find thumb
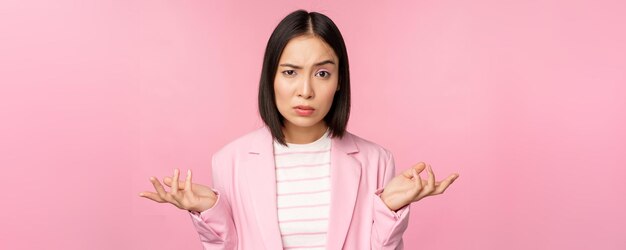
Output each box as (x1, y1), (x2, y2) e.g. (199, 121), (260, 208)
(401, 162), (426, 178)
(163, 176), (185, 189)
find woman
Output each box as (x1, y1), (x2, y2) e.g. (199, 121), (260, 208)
(139, 9), (459, 250)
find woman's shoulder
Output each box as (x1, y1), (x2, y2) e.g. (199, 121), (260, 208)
(213, 126), (267, 158)
(343, 131), (393, 159)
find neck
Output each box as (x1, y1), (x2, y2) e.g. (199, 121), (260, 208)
(282, 123), (328, 144)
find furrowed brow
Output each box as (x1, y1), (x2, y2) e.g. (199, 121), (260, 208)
(279, 60), (336, 69)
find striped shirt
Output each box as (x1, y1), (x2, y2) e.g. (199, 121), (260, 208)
(273, 128), (331, 250)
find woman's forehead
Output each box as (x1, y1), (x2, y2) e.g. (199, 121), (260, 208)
(279, 35), (338, 65)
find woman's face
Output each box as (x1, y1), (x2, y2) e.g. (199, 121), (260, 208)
(274, 35), (339, 132)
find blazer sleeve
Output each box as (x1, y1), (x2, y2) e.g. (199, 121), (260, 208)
(371, 149), (410, 250)
(188, 153), (238, 249)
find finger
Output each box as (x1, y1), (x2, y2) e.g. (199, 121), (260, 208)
(150, 177), (168, 197)
(171, 168), (180, 195)
(150, 177), (178, 204)
(185, 169), (192, 192)
(433, 173), (459, 195)
(163, 177), (185, 189)
(412, 168), (423, 194)
(402, 162), (426, 178)
(416, 165), (437, 199)
(139, 191), (165, 203)
(417, 178), (439, 187)
(426, 164), (436, 192)
(414, 180), (446, 192)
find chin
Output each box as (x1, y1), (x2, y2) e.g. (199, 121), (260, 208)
(285, 117), (323, 128)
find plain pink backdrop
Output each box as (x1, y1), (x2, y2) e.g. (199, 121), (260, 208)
(1, 0), (625, 249)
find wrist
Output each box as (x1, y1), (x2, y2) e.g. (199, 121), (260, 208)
(191, 194), (219, 213)
(379, 190), (398, 212)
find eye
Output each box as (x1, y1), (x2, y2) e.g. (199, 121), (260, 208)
(282, 70), (296, 77)
(316, 70), (331, 78)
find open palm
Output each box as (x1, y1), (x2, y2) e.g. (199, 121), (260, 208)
(380, 162), (459, 211)
(139, 169), (217, 213)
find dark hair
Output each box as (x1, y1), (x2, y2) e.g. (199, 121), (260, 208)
(258, 9), (351, 146)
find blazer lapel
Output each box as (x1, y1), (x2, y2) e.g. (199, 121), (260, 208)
(242, 127), (362, 250)
(326, 131), (362, 250)
(243, 127), (283, 250)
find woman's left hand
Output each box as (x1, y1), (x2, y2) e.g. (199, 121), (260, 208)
(380, 162), (459, 211)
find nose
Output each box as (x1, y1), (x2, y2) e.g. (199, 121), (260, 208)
(297, 77), (314, 99)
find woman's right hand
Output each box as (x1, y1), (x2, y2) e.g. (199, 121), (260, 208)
(139, 169), (217, 213)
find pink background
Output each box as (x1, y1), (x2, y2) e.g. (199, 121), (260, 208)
(1, 0), (625, 249)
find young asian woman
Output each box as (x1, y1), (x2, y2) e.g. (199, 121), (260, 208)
(139, 9), (460, 250)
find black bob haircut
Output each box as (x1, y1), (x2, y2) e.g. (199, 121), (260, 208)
(258, 9), (351, 147)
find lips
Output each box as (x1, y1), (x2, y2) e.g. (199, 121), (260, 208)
(294, 105), (315, 110)
(294, 105), (315, 116)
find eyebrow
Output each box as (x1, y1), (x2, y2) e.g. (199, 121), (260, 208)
(278, 60), (336, 69)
